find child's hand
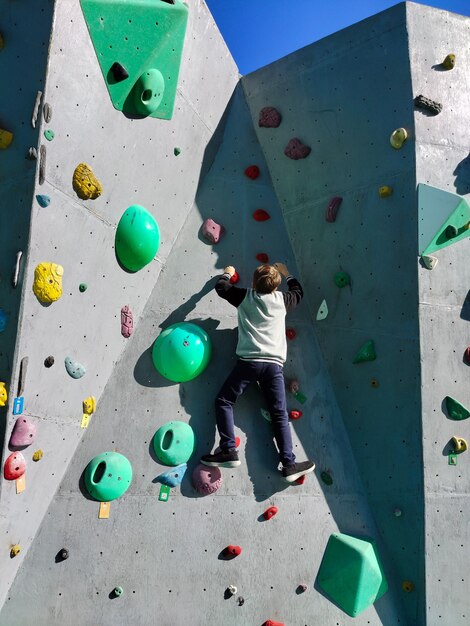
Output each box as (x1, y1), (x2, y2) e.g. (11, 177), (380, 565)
(223, 266), (236, 277)
(273, 262), (289, 277)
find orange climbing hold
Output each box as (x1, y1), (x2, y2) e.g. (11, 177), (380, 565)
(256, 253), (269, 263)
(245, 165), (260, 180)
(223, 545), (242, 558)
(263, 506), (278, 520)
(253, 209), (271, 222)
(263, 620), (285, 626)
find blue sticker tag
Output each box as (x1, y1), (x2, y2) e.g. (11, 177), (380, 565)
(13, 397), (24, 415)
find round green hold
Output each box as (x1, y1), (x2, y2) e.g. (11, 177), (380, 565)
(133, 69), (165, 116)
(152, 322), (211, 383)
(115, 204), (160, 272)
(44, 129), (55, 141)
(114, 587), (123, 597)
(334, 271), (350, 288)
(153, 421), (195, 466)
(84, 451), (132, 502)
(79, 283), (87, 293)
(320, 471), (333, 486)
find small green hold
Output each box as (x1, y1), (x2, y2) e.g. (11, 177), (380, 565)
(174, 147), (181, 156)
(445, 224), (458, 240)
(114, 586), (123, 597)
(445, 396), (470, 421)
(294, 390), (307, 404)
(321, 471), (333, 485)
(44, 129), (55, 141)
(334, 271), (350, 288)
(353, 340), (376, 364)
(79, 283), (87, 293)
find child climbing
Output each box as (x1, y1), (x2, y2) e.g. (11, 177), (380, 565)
(201, 263), (315, 483)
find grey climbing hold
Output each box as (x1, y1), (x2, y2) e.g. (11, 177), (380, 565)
(36, 194), (50, 208)
(17, 357), (28, 397)
(44, 356), (54, 368)
(414, 94), (442, 116)
(421, 255), (438, 270)
(31, 90), (42, 128)
(43, 102), (52, 123)
(316, 299), (328, 321)
(64, 357), (86, 379)
(284, 137), (311, 160)
(11, 251), (23, 288)
(26, 147), (37, 160)
(39, 145), (46, 185)
(227, 585), (237, 595)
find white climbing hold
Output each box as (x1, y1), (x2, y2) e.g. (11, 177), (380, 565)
(421, 255), (438, 270)
(227, 585), (237, 596)
(316, 299), (328, 321)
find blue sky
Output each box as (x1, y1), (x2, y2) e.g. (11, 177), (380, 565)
(205, 0), (470, 74)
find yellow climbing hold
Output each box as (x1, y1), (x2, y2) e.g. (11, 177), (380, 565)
(402, 580), (414, 593)
(72, 163), (103, 200)
(0, 128), (13, 149)
(0, 382), (7, 406)
(32, 449), (43, 462)
(442, 53), (455, 70)
(10, 545), (21, 558)
(452, 436), (468, 454)
(378, 186), (392, 198)
(83, 396), (96, 415)
(390, 128), (408, 150)
(32, 262), (64, 304)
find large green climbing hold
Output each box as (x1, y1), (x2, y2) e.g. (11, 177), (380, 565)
(445, 396), (470, 421)
(353, 340), (376, 363)
(79, 0), (188, 120)
(317, 533), (388, 617)
(115, 205), (160, 272)
(152, 322), (211, 382)
(334, 271), (350, 288)
(84, 452), (132, 501)
(153, 421), (195, 466)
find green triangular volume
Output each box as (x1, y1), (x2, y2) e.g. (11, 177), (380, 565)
(353, 340), (376, 364)
(445, 396), (470, 421)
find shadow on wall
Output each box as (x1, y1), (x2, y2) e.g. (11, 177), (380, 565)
(453, 153), (470, 195)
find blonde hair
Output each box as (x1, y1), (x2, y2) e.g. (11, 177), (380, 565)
(253, 265), (281, 294)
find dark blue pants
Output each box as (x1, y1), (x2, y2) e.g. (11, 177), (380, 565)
(215, 360), (296, 467)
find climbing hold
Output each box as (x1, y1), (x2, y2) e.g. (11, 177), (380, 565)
(263, 506), (278, 520)
(39, 145), (46, 184)
(12, 250), (23, 288)
(113, 586), (124, 597)
(201, 218), (223, 244)
(26, 147), (37, 160)
(421, 255), (438, 270)
(442, 53), (455, 70)
(9, 417), (36, 448)
(390, 128), (408, 149)
(325, 196), (343, 223)
(132, 68), (165, 116)
(464, 347), (470, 365)
(31, 90), (42, 128)
(115, 205), (160, 272)
(173, 147), (181, 156)
(17, 356), (28, 398)
(284, 138), (311, 160)
(451, 436), (468, 453)
(334, 271), (350, 288)
(316, 299), (328, 321)
(153, 421), (195, 466)
(152, 321), (211, 382)
(156, 463), (187, 487)
(60, 548), (69, 560)
(445, 224), (458, 239)
(378, 186), (393, 198)
(393, 508), (402, 517)
(0, 128), (13, 149)
(44, 356), (54, 368)
(0, 32), (3, 50)
(36, 194), (50, 207)
(256, 253), (269, 263)
(4, 452), (26, 480)
(192, 463), (222, 494)
(252, 209), (271, 222)
(0, 309), (7, 332)
(44, 129), (55, 141)
(121, 305), (133, 338)
(83, 396), (96, 415)
(84, 451), (132, 501)
(43, 102), (52, 123)
(79, 283), (87, 292)
(0, 382), (7, 407)
(263, 621), (285, 626)
(223, 545), (242, 558)
(317, 533), (388, 617)
(32, 262), (63, 304)
(296, 584), (308, 594)
(414, 94), (442, 116)
(286, 328), (296, 340)
(32, 450), (43, 462)
(72, 163), (102, 200)
(260, 408), (272, 423)
(110, 62), (129, 82)
(244, 165), (260, 180)
(13, 396), (23, 415)
(320, 471), (333, 485)
(10, 545), (21, 558)
(289, 410), (302, 420)
(65, 357), (86, 379)
(445, 396), (470, 421)
(353, 340), (376, 363)
(402, 580), (414, 593)
(258, 106), (282, 128)
(230, 271), (239, 284)
(295, 474), (307, 485)
(370, 378), (380, 388)
(288, 379), (307, 404)
(227, 585), (237, 596)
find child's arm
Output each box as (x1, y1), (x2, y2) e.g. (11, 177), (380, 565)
(215, 266), (247, 308)
(273, 262), (304, 312)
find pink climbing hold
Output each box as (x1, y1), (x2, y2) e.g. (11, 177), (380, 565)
(202, 218), (223, 244)
(4, 451), (26, 480)
(325, 196), (343, 223)
(192, 464), (222, 495)
(120, 305), (133, 338)
(284, 138), (311, 160)
(230, 271), (239, 284)
(263, 506), (278, 520)
(9, 417), (36, 448)
(256, 253), (269, 263)
(258, 106), (282, 128)
(289, 410), (303, 420)
(223, 545), (242, 559)
(253, 209), (271, 222)
(244, 165), (260, 180)
(464, 347), (470, 365)
(286, 328), (296, 340)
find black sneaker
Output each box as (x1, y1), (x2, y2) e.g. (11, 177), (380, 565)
(200, 450), (241, 468)
(281, 460), (315, 483)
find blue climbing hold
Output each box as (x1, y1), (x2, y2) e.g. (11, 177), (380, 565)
(156, 463), (187, 487)
(0, 309), (7, 332)
(64, 357), (86, 379)
(36, 194), (51, 207)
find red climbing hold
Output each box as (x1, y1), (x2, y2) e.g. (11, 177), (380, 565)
(263, 620), (285, 626)
(202, 218), (223, 244)
(223, 545), (242, 558)
(256, 253), (269, 263)
(263, 506), (278, 520)
(4, 451), (26, 480)
(284, 138), (311, 160)
(289, 410), (303, 420)
(286, 328), (296, 340)
(325, 196), (343, 223)
(235, 436), (241, 448)
(294, 474), (307, 485)
(258, 107), (282, 128)
(253, 209), (270, 222)
(244, 165), (260, 180)
(464, 347), (470, 365)
(230, 271), (239, 284)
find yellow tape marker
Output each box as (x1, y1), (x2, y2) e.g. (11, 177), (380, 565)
(81, 414), (90, 428)
(16, 474), (26, 494)
(99, 501), (110, 519)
